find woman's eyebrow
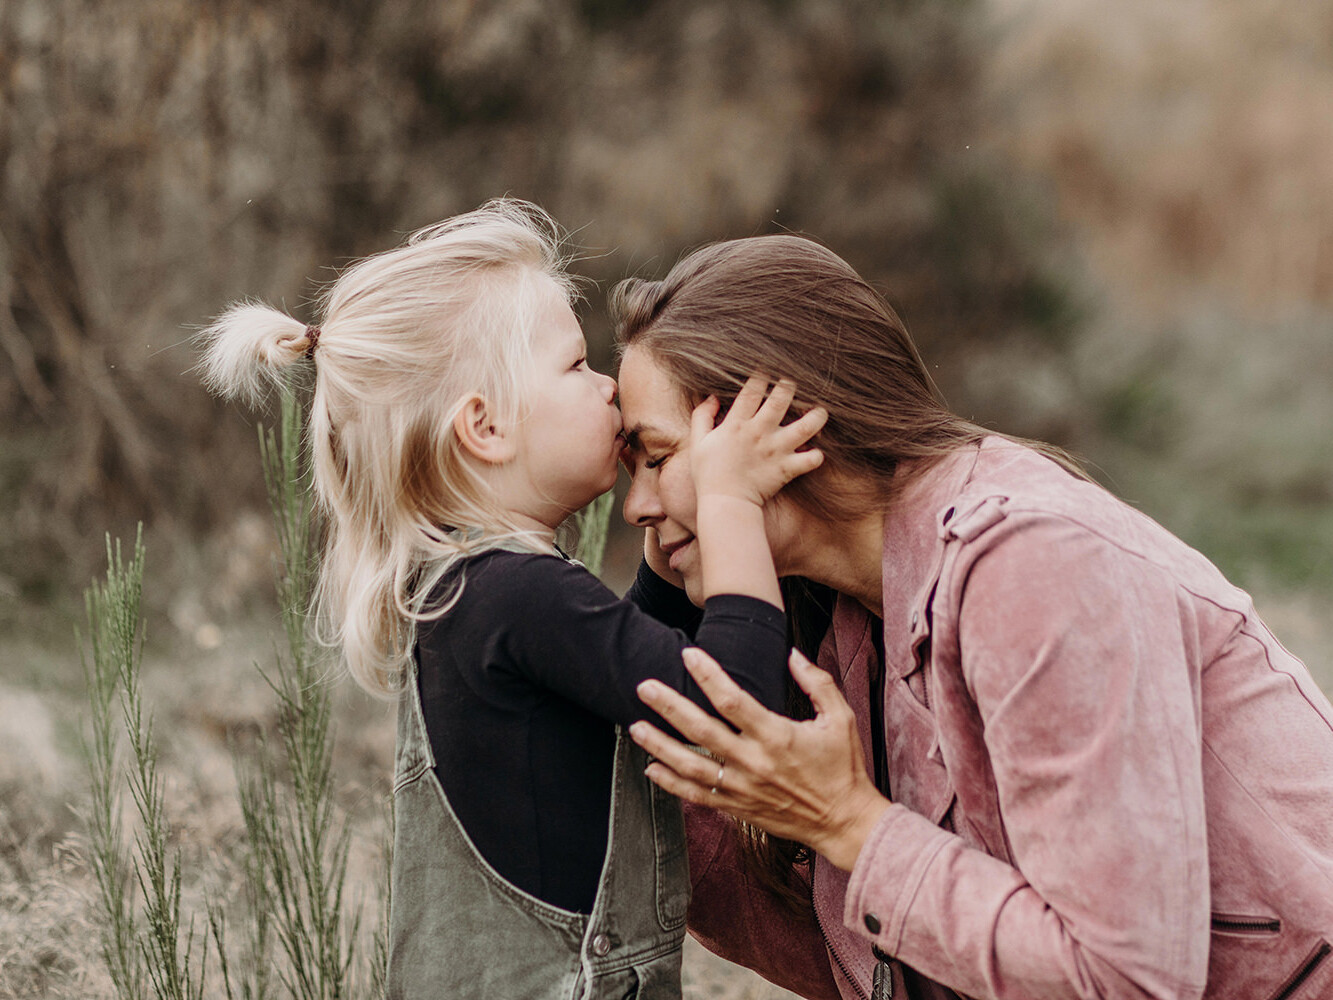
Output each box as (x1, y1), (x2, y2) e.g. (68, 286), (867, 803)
(623, 424), (674, 451)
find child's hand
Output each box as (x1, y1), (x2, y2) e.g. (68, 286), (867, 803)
(690, 376), (828, 508)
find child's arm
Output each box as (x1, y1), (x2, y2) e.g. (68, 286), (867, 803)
(691, 377), (827, 609)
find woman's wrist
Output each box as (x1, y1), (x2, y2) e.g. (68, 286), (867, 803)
(814, 787), (892, 872)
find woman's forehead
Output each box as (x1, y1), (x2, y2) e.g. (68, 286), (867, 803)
(617, 347), (691, 428)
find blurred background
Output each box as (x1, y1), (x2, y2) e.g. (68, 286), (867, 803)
(2, 0), (1331, 996)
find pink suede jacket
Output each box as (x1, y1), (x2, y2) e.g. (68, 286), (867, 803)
(685, 438), (1333, 1000)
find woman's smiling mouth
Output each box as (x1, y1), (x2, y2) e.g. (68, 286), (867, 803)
(661, 536), (696, 573)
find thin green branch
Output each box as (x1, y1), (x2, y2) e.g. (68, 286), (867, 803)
(574, 487), (616, 578)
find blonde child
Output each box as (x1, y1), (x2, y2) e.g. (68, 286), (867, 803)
(198, 200), (825, 1000)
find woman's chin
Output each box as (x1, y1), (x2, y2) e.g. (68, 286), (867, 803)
(681, 570), (706, 608)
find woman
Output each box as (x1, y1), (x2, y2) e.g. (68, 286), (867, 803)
(611, 234), (1333, 1000)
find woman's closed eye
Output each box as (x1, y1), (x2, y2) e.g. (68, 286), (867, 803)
(619, 448), (668, 474)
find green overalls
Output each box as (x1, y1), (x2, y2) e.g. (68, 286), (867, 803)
(386, 643), (690, 999)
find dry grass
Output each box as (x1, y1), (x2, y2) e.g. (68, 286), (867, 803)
(0, 613), (803, 1000)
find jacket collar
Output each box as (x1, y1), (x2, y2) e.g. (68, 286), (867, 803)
(822, 442), (987, 683)
(884, 444), (982, 678)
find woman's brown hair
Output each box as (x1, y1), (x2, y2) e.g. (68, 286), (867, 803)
(609, 235), (1013, 521)
(610, 233), (1081, 909)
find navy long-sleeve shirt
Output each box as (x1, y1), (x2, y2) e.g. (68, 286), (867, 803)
(416, 552), (786, 913)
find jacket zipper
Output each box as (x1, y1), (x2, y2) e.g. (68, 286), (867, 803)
(866, 625), (892, 998)
(869, 626), (889, 798)
(808, 622), (895, 1000)
(1210, 913), (1281, 935)
(1270, 940), (1331, 1000)
(811, 861), (869, 1000)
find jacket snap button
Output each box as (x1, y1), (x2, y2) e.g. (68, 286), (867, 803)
(591, 933), (611, 957)
(910, 610), (919, 629)
(864, 913), (882, 934)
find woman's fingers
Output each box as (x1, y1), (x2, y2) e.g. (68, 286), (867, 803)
(787, 649), (861, 760)
(679, 646), (781, 735)
(789, 648), (844, 714)
(636, 667), (745, 755)
(641, 757), (714, 806)
(629, 719), (730, 791)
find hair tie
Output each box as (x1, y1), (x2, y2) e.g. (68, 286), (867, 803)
(304, 324), (322, 359)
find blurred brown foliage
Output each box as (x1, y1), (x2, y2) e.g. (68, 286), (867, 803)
(0, 0), (1089, 604)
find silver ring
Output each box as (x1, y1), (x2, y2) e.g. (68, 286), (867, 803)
(709, 763), (725, 795)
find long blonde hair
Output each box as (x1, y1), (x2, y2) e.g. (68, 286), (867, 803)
(199, 199), (577, 697)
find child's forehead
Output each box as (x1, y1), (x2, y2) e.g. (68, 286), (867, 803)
(532, 292), (585, 350)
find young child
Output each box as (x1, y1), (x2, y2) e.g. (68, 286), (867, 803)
(198, 200), (826, 1000)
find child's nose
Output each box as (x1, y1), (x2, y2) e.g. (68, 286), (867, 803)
(602, 372), (618, 404)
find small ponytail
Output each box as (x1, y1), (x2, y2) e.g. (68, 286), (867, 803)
(197, 301), (317, 406)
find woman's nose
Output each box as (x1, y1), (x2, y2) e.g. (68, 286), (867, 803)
(621, 472), (662, 527)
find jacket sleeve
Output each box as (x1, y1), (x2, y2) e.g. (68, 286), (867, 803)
(684, 802), (843, 1000)
(842, 515), (1211, 1000)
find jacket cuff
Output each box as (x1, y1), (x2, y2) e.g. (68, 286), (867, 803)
(842, 802), (953, 953)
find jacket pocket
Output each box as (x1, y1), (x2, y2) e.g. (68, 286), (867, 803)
(1206, 914), (1332, 999)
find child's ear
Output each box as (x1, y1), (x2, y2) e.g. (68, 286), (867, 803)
(454, 393), (516, 465)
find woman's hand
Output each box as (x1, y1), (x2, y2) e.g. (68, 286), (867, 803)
(631, 646), (890, 872)
(690, 376), (827, 508)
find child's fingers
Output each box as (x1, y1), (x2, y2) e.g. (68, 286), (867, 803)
(781, 448), (824, 481)
(729, 375), (770, 420)
(777, 405), (828, 448)
(756, 378), (797, 423)
(689, 395), (721, 445)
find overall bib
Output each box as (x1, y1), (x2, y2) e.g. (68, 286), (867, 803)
(386, 645), (689, 999)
